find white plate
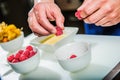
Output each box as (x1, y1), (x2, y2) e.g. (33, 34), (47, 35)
(30, 27), (79, 52)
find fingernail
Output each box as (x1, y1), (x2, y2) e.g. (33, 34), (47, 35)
(60, 23), (64, 29)
(49, 19), (55, 21)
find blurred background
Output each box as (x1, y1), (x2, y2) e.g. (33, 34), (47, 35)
(0, 0), (84, 37)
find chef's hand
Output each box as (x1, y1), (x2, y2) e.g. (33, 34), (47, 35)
(77, 0), (120, 27)
(27, 1), (64, 36)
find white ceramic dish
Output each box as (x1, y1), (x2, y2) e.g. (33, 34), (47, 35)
(55, 41), (91, 72)
(30, 27), (79, 52)
(0, 31), (24, 52)
(7, 47), (40, 74)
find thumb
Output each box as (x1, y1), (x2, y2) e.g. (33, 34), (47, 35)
(77, 0), (89, 10)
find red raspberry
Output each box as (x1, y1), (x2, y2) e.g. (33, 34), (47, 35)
(18, 50), (24, 54)
(19, 55), (28, 61)
(75, 10), (82, 20)
(14, 52), (21, 59)
(26, 45), (33, 51)
(12, 59), (19, 63)
(14, 50), (24, 59)
(22, 49), (30, 57)
(29, 51), (36, 58)
(70, 54), (77, 59)
(55, 26), (63, 36)
(7, 54), (14, 62)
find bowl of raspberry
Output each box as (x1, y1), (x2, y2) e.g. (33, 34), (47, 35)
(7, 45), (40, 74)
(55, 41), (91, 72)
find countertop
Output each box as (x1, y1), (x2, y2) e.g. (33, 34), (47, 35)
(0, 34), (120, 80)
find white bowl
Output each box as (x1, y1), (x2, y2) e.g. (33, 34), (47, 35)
(7, 47), (40, 74)
(55, 41), (91, 72)
(0, 32), (24, 52)
(30, 27), (79, 52)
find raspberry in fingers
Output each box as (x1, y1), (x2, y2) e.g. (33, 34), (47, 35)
(75, 10), (82, 20)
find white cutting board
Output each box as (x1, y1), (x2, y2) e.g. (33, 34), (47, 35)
(1, 34), (120, 80)
(72, 35), (120, 80)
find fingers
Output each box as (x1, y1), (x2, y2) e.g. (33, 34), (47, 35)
(28, 2), (65, 36)
(77, 0), (120, 27)
(95, 8), (119, 26)
(47, 3), (65, 29)
(28, 9), (50, 36)
(83, 5), (111, 24)
(46, 10), (55, 21)
(54, 11), (65, 30)
(33, 3), (56, 34)
(77, 0), (91, 10)
(101, 16), (120, 27)
(78, 0), (103, 18)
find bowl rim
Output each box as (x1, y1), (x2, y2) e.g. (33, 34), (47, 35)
(0, 31), (24, 44)
(55, 41), (90, 61)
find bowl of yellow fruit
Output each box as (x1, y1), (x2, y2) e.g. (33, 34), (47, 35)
(0, 22), (24, 52)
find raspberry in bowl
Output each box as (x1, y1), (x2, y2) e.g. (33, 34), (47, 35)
(7, 45), (40, 74)
(55, 41), (91, 72)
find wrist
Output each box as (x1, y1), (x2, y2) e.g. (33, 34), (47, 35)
(34, 0), (54, 4)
